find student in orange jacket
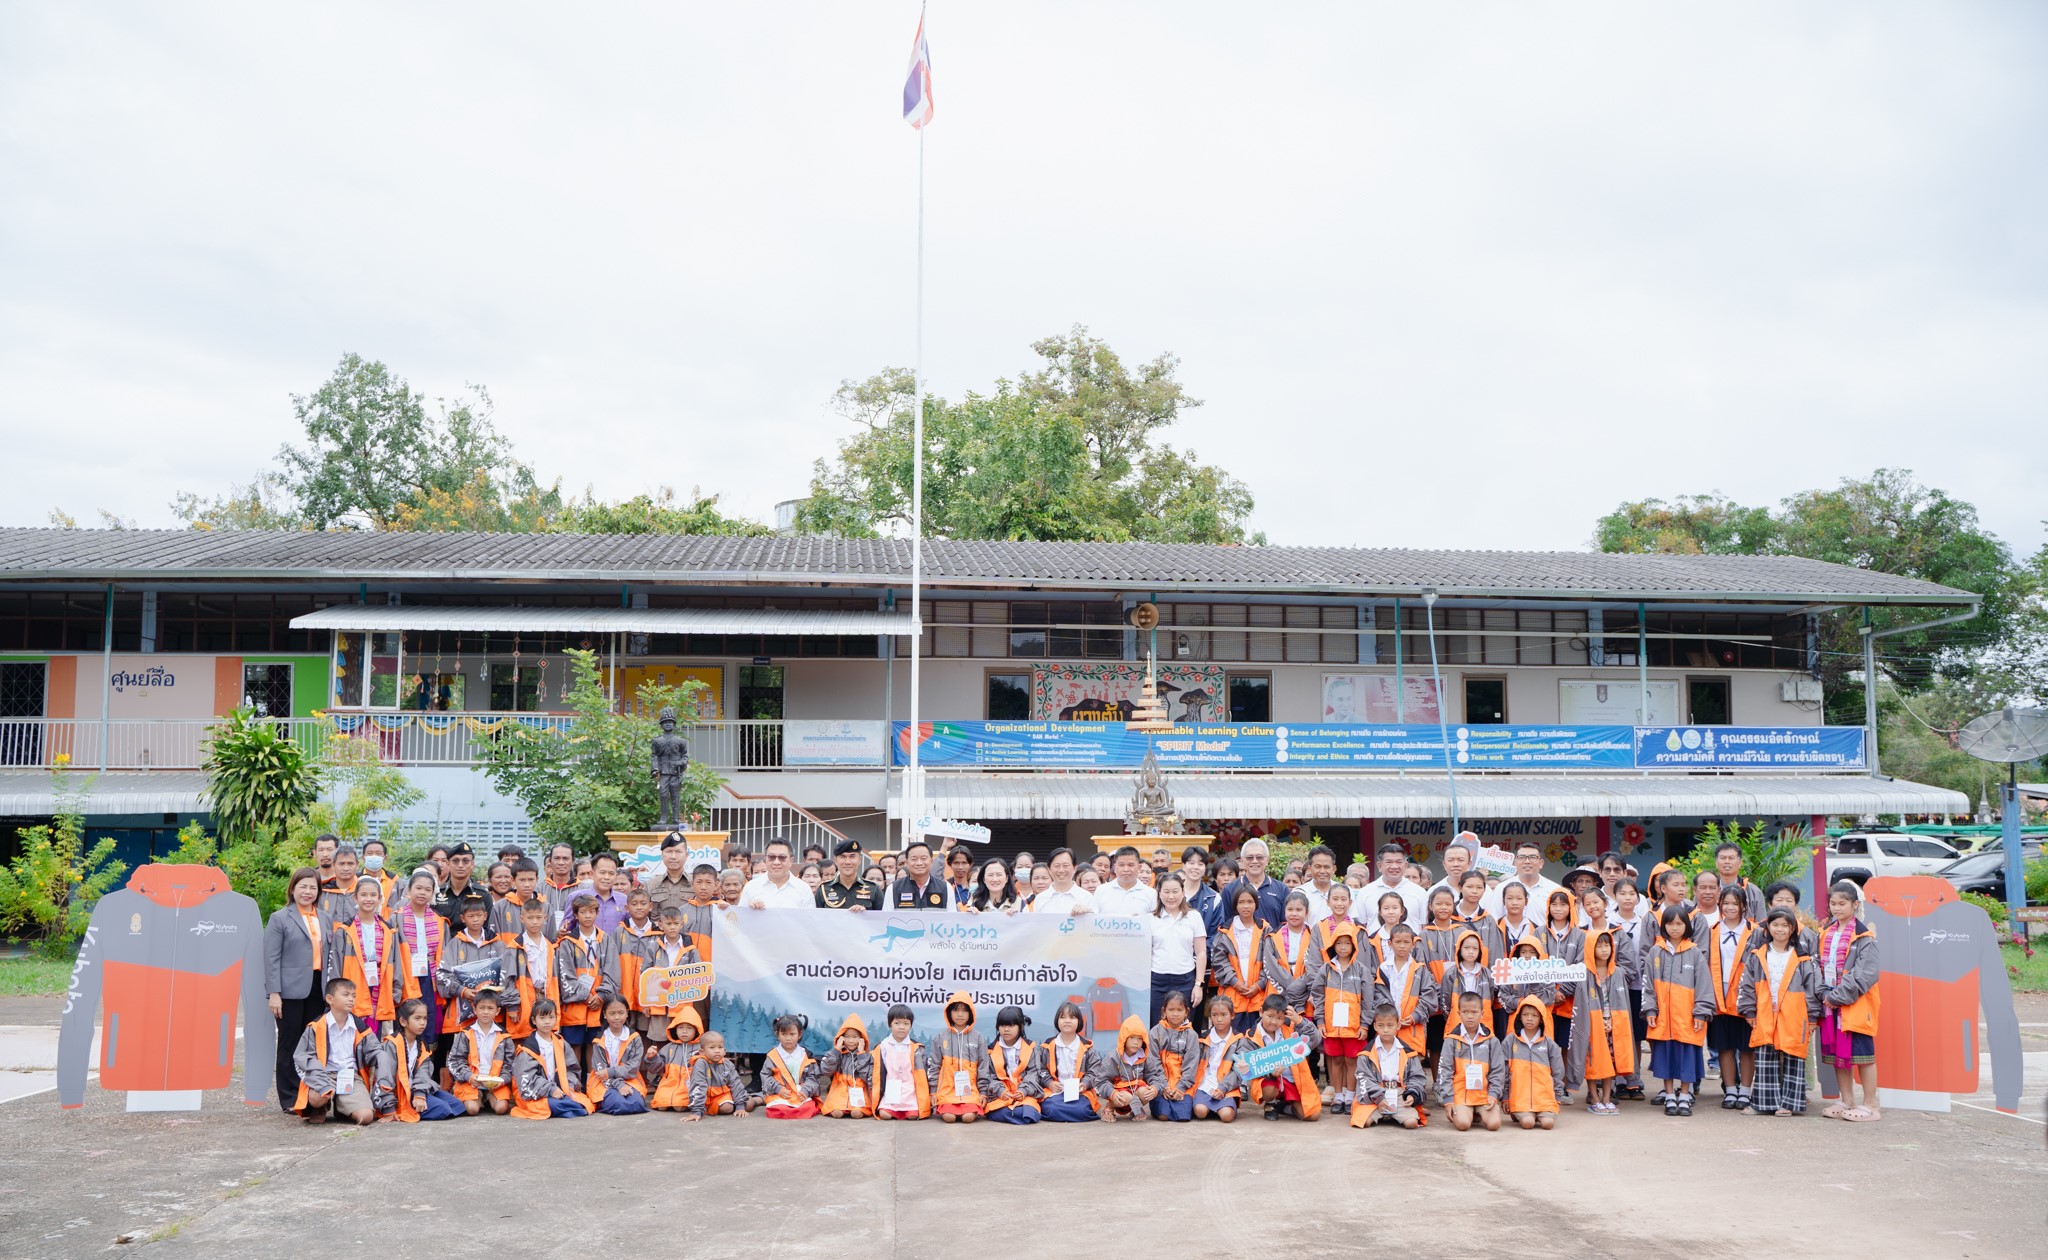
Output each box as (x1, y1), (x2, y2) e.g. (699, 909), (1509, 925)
(979, 1006), (1044, 1124)
(648, 1006), (706, 1112)
(1502, 994), (1565, 1129)
(508, 998), (592, 1120)
(1569, 927), (1635, 1114)
(1817, 881), (1881, 1122)
(1190, 994), (1246, 1122)
(874, 1004), (934, 1120)
(1244, 993), (1322, 1122)
(929, 993), (988, 1122)
(1034, 1001), (1107, 1122)
(1211, 886), (1273, 1033)
(1701, 885), (1761, 1110)
(816, 1014), (877, 1118)
(1640, 905), (1713, 1117)
(1737, 908), (1821, 1117)
(328, 878), (399, 1035)
(586, 995), (651, 1115)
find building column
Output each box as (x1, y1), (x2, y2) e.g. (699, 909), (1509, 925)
(1595, 815), (1612, 856)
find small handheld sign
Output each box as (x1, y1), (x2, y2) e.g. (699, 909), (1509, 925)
(639, 961), (715, 1008)
(1237, 1035), (1310, 1081)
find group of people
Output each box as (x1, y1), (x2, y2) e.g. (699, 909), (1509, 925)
(265, 828), (1884, 1128)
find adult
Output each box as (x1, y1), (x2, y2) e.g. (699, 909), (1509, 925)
(557, 852), (629, 933)
(876, 853), (899, 889)
(1714, 842), (1768, 922)
(1479, 841), (1562, 919)
(799, 862), (824, 893)
(1090, 852), (1114, 886)
(646, 832), (696, 920)
(1357, 842), (1428, 925)
(1027, 848), (1096, 916)
(1180, 847), (1224, 933)
(1426, 833), (1478, 901)
(1096, 845), (1159, 917)
(741, 837), (816, 910)
(724, 846), (753, 880)
(312, 834), (339, 889)
(817, 839), (883, 910)
(802, 843), (828, 867)
(1147, 873), (1207, 1025)
(358, 837), (395, 906)
(1597, 852), (1634, 899)
(969, 857), (1020, 913)
(1296, 844), (1341, 923)
(1012, 851), (1036, 886)
(264, 867), (330, 1112)
(1220, 838), (1287, 929)
(431, 843), (491, 924)
(317, 846), (361, 921)
(889, 841), (949, 910)
(1148, 847), (1174, 887)
(942, 846), (977, 910)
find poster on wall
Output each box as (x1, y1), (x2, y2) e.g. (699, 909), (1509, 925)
(783, 720), (889, 766)
(1031, 662), (1225, 722)
(613, 666), (723, 720)
(1559, 679), (1678, 725)
(1321, 674), (1440, 724)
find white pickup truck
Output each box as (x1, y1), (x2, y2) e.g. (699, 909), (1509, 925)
(1825, 831), (1963, 884)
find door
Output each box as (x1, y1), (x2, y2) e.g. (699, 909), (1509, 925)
(0, 662), (45, 765)
(241, 663), (293, 719)
(738, 665), (784, 768)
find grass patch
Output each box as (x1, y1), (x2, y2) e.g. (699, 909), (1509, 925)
(0, 955), (71, 997)
(2003, 941), (2048, 994)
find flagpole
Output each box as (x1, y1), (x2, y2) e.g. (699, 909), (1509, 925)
(906, 115), (926, 850)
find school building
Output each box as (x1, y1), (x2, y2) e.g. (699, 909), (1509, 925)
(0, 527), (1975, 876)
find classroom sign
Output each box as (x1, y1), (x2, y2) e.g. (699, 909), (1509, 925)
(708, 908), (1149, 1054)
(638, 962), (715, 1009)
(1236, 1036), (1310, 1081)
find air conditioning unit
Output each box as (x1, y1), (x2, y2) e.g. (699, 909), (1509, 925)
(1781, 678), (1822, 703)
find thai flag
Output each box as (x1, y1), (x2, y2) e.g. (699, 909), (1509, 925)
(901, 8), (934, 129)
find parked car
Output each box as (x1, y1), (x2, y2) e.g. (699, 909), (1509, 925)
(1940, 838), (2043, 903)
(1825, 830), (1962, 884)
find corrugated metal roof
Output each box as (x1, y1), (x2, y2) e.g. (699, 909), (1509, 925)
(0, 528), (1976, 604)
(291, 605), (916, 634)
(0, 771), (207, 816)
(889, 774), (1969, 820)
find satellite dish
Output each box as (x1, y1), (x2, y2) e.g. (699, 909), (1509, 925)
(1957, 707), (2048, 764)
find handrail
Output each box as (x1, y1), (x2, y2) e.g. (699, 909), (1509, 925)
(715, 785), (850, 843)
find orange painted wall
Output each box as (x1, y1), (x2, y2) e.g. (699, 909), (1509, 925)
(213, 657), (243, 716)
(45, 656), (77, 718)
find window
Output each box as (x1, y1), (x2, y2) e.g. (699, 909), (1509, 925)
(1834, 836), (1867, 856)
(403, 672), (467, 712)
(987, 672), (1030, 720)
(1464, 678), (1506, 724)
(366, 633), (405, 708)
(489, 663), (544, 711)
(242, 663), (293, 718)
(1158, 604), (1356, 663)
(1687, 676), (1731, 725)
(1226, 673), (1270, 722)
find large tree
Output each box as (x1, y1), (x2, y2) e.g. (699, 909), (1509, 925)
(793, 328), (1261, 544)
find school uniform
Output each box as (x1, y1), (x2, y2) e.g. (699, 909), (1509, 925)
(1502, 997), (1566, 1123)
(1435, 1020), (1507, 1122)
(290, 1011), (373, 1120)
(1260, 924), (1319, 1020)
(510, 1031), (591, 1119)
(647, 1009), (704, 1111)
(928, 992), (988, 1118)
(504, 931), (558, 1039)
(1351, 1036), (1429, 1128)
(1540, 913), (1585, 1053)
(1102, 1016), (1156, 1120)
(760, 1043), (820, 1119)
(436, 929), (514, 1037)
(1147, 1016), (1199, 1121)
(1190, 1026), (1245, 1116)
(1210, 919), (1273, 1033)
(1640, 935), (1713, 1088)
(638, 934), (701, 1043)
(1488, 915), (1539, 973)
(687, 1056), (754, 1116)
(1817, 918), (1880, 1075)
(1033, 1033), (1106, 1122)
(979, 1036), (1043, 1124)
(1702, 918), (1760, 1057)
(1439, 932), (1500, 1037)
(326, 914), (397, 1032)
(586, 1026), (651, 1115)
(1317, 941), (1374, 1060)
(816, 1014), (878, 1118)
(1567, 930), (1637, 1092)
(1738, 943), (1822, 1114)
(317, 882), (358, 925)
(1242, 1012), (1322, 1120)
(371, 1032), (462, 1122)
(873, 1032), (934, 1119)
(611, 919), (661, 1031)
(1373, 953), (1437, 1057)
(555, 928), (620, 1047)
(445, 1021), (513, 1108)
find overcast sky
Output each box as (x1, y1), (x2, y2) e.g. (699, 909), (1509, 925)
(3, 2), (2043, 556)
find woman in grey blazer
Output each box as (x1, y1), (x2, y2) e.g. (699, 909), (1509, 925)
(265, 868), (330, 1112)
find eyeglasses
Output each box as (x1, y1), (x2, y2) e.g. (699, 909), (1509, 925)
(766, 854), (790, 862)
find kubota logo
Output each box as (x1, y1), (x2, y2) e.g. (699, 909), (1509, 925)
(868, 918), (929, 953)
(1923, 929), (1969, 945)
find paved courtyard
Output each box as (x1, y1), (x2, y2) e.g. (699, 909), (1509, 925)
(2, 995), (2042, 1260)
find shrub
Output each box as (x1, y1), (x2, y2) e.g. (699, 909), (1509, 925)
(0, 780), (125, 957)
(202, 709), (322, 844)
(1670, 819), (1811, 888)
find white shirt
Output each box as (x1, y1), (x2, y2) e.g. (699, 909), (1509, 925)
(1298, 881), (1337, 923)
(1096, 880), (1158, 917)
(1030, 886), (1096, 915)
(1053, 1035), (1084, 1079)
(325, 1014), (357, 1084)
(539, 1036), (559, 1077)
(1765, 945), (1792, 996)
(741, 873), (816, 910)
(1198, 1034), (1229, 1093)
(1481, 875), (1563, 919)
(1147, 910), (1205, 974)
(1373, 1039), (1405, 1088)
(1718, 924), (1745, 986)
(1380, 956), (1418, 1002)
(521, 934), (549, 988)
(1358, 877), (1427, 926)
(602, 1028), (626, 1063)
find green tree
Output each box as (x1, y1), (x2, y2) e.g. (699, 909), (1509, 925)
(794, 328), (1261, 544)
(171, 472), (302, 531)
(201, 709), (323, 846)
(1592, 493), (1779, 554)
(548, 485), (771, 536)
(0, 780), (125, 958)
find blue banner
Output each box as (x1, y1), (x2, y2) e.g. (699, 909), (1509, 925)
(892, 721), (1865, 771)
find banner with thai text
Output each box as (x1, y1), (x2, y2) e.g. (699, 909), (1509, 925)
(707, 907), (1150, 1055)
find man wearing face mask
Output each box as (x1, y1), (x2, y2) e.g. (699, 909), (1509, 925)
(360, 838), (396, 907)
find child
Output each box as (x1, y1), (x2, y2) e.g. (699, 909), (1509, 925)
(930, 992), (987, 1123)
(1363, 891), (1408, 963)
(1262, 891), (1318, 1018)
(439, 895), (514, 1040)
(1641, 905), (1711, 1116)
(1570, 928), (1635, 1114)
(586, 995), (650, 1115)
(874, 1004), (933, 1120)
(492, 859), (554, 942)
(1372, 924), (1434, 1059)
(1703, 886), (1759, 1109)
(1033, 1001), (1106, 1122)
(1738, 908), (1822, 1118)
(328, 878), (396, 1035)
(1439, 929), (1496, 1037)
(612, 888), (661, 1032)
(1494, 938), (1555, 1045)
(1102, 1015), (1158, 1122)
(980, 1006), (1043, 1124)
(817, 1014), (877, 1119)
(1318, 924), (1371, 1111)
(1243, 993), (1322, 1122)
(1611, 876), (1651, 1101)
(1190, 994), (1244, 1122)
(761, 1014), (819, 1119)
(1490, 882), (1536, 963)
(1436, 991), (1505, 1132)
(1351, 1003), (1427, 1130)
(557, 894), (618, 1050)
(372, 998), (463, 1122)
(1542, 888), (1584, 1058)
(684, 1031), (756, 1120)
(1503, 995), (1564, 1130)
(641, 905), (701, 1045)
(1764, 881), (1821, 956)
(510, 998), (592, 1119)
(648, 1007), (705, 1111)
(1817, 881), (1881, 1122)
(1452, 870), (1494, 932)
(1147, 991), (1198, 1122)
(445, 987), (514, 1116)
(1315, 882), (1357, 946)
(1211, 887), (1271, 1033)
(506, 899), (558, 1040)
(290, 977), (375, 1125)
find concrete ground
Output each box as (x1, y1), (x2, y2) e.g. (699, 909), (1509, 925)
(1, 995), (2043, 1260)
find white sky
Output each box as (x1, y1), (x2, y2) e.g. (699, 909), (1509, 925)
(3, 2), (2043, 556)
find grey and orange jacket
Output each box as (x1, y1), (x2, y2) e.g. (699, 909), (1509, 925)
(1700, 918), (1761, 1017)
(1736, 944), (1821, 1057)
(872, 1032), (934, 1116)
(817, 1013), (877, 1115)
(290, 1015), (373, 1110)
(928, 992), (989, 1109)
(1419, 919), (1469, 991)
(1317, 925), (1374, 1042)
(554, 928), (620, 1029)
(509, 1032), (587, 1119)
(1815, 917), (1881, 1037)
(59, 864), (271, 1109)
(1863, 876), (2021, 1111)
(648, 1009), (704, 1108)
(759, 1044), (817, 1107)
(1031, 1034), (1108, 1110)
(1149, 1014), (1201, 1095)
(326, 915), (399, 1025)
(1494, 938), (1558, 1019)
(1241, 1012), (1322, 1119)
(1540, 901), (1585, 1019)
(1371, 954), (1436, 1053)
(504, 931), (559, 1039)
(316, 881), (358, 925)
(488, 890), (558, 943)
(1191, 1026), (1246, 1100)
(611, 918), (662, 1014)
(978, 1035), (1044, 1111)
(637, 933), (701, 1032)
(1502, 996), (1565, 1115)
(687, 1056), (753, 1115)
(1350, 1037), (1429, 1122)
(446, 1023), (514, 1101)
(1640, 935), (1713, 1045)
(586, 1028), (648, 1098)
(1434, 1018), (1507, 1108)
(1259, 925), (1320, 1016)
(437, 928), (516, 1033)
(1567, 928), (1636, 1089)
(1486, 912), (1540, 964)
(1210, 921), (1274, 1014)
(370, 1032), (438, 1121)
(1104, 1014), (1154, 1098)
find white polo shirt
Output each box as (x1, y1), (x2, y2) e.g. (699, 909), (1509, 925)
(741, 873), (816, 910)
(1029, 886), (1097, 915)
(1095, 880), (1157, 917)
(1356, 877), (1427, 926)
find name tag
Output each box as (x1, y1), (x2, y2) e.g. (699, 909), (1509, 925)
(1063, 1077), (1081, 1103)
(953, 1069), (972, 1097)
(1331, 1001), (1352, 1029)
(363, 962), (379, 987)
(411, 950), (428, 978)
(337, 1070), (354, 1095)
(1463, 1062), (1484, 1092)
(848, 1085), (867, 1111)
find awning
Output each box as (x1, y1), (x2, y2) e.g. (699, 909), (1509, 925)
(291, 605), (916, 635)
(0, 771), (208, 816)
(888, 774), (1970, 821)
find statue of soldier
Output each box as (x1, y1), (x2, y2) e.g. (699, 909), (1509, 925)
(650, 707), (690, 828)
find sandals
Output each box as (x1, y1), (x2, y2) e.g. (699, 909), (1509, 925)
(1677, 1096), (1694, 1117)
(1821, 1101), (1848, 1120)
(1663, 1097), (1679, 1116)
(1773, 1109), (1793, 1118)
(1842, 1107), (1880, 1123)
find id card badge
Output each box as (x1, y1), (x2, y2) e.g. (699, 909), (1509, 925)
(410, 949), (429, 978)
(1063, 1076), (1081, 1103)
(848, 1085), (867, 1112)
(337, 1071), (354, 1096)
(363, 961), (380, 988)
(1463, 1062), (1484, 1092)
(953, 1069), (972, 1097)
(1331, 1001), (1352, 1030)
